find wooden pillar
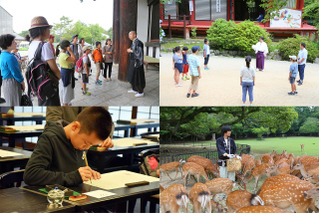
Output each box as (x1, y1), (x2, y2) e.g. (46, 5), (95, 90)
(113, 0), (120, 64)
(183, 15), (187, 39)
(130, 106), (138, 137)
(168, 15), (172, 38)
(118, 0), (137, 82)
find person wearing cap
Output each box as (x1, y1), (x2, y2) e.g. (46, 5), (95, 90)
(57, 40), (77, 106)
(288, 55), (298, 95)
(27, 16), (61, 106)
(240, 56), (256, 106)
(0, 34), (25, 106)
(81, 46), (92, 96)
(186, 46), (201, 98)
(252, 37), (268, 71)
(216, 125), (240, 181)
(127, 31), (145, 97)
(91, 41), (103, 85)
(48, 35), (55, 56)
(70, 35), (82, 81)
(297, 42), (308, 86)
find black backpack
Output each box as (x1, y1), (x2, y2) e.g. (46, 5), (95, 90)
(25, 42), (59, 102)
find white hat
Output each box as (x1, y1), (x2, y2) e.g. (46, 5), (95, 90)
(289, 55), (297, 61)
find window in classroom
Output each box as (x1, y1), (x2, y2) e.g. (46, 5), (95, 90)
(164, 0), (177, 19)
(286, 0), (297, 9)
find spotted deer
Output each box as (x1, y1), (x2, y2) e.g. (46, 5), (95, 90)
(160, 184), (189, 213)
(160, 160), (185, 180)
(256, 174), (301, 194)
(240, 154), (255, 177)
(293, 160), (319, 183)
(244, 161), (274, 191)
(299, 156), (319, 171)
(205, 178), (234, 201)
(260, 150), (275, 163)
(236, 206), (291, 213)
(187, 155), (220, 178)
(258, 181), (317, 213)
(255, 159), (261, 167)
(189, 182), (212, 213)
(211, 200), (226, 213)
(226, 190), (264, 213)
(301, 144), (305, 152)
(266, 161), (291, 176)
(303, 183), (319, 200)
(182, 162), (209, 186)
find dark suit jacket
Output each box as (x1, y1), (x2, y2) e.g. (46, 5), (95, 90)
(216, 136), (237, 166)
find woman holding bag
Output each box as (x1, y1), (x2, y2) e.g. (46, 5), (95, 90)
(0, 34), (25, 106)
(216, 125), (241, 181)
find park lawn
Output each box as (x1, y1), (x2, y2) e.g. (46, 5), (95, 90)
(187, 137), (319, 157)
(161, 38), (204, 51)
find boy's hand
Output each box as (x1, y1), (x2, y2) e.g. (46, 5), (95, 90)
(78, 166), (101, 181)
(100, 137), (114, 149)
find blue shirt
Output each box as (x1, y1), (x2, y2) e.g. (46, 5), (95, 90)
(0, 51), (24, 83)
(298, 48), (308, 65)
(173, 53), (182, 64)
(289, 62), (298, 78)
(187, 54), (200, 76)
(182, 52), (188, 65)
(203, 44), (210, 56)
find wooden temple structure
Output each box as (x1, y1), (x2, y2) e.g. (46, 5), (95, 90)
(160, 0), (317, 40)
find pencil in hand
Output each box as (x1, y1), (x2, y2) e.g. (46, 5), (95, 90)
(83, 151), (92, 184)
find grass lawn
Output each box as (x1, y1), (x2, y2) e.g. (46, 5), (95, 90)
(161, 38), (204, 51)
(186, 137), (319, 157)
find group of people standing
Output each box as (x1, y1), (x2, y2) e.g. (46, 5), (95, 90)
(0, 16), (146, 106)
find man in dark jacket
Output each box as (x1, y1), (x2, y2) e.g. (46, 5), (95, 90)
(127, 31), (145, 98)
(23, 107), (113, 186)
(216, 125), (241, 181)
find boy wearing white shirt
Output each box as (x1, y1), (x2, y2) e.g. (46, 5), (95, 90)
(297, 42), (308, 86)
(203, 38), (210, 70)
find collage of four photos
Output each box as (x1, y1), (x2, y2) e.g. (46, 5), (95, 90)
(0, 0), (319, 212)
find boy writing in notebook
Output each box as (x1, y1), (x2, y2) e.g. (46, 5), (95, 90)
(24, 107), (113, 186)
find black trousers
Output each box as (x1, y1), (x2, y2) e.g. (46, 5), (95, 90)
(103, 63), (113, 78)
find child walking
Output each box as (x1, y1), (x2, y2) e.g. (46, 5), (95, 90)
(186, 46), (201, 98)
(182, 47), (190, 80)
(288, 55), (298, 95)
(203, 38), (210, 70)
(172, 46), (183, 87)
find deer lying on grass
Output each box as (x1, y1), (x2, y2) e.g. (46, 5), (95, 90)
(160, 184), (189, 213)
(189, 182), (212, 213)
(182, 162), (209, 186)
(244, 161), (274, 191)
(256, 174), (301, 194)
(205, 178), (234, 201)
(225, 190), (264, 213)
(266, 161), (291, 176)
(160, 160), (185, 180)
(258, 181), (317, 213)
(293, 160), (319, 183)
(236, 206), (291, 213)
(187, 155), (220, 178)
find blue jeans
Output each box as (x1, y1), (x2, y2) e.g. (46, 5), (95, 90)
(242, 82), (254, 102)
(298, 64), (305, 81)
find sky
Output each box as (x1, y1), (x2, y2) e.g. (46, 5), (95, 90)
(0, 0), (113, 33)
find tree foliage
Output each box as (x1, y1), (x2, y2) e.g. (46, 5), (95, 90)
(303, 0), (319, 29)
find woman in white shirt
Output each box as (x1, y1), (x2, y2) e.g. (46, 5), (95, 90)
(27, 16), (61, 106)
(240, 56), (256, 106)
(252, 37), (268, 71)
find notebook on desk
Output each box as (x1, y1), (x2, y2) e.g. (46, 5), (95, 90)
(0, 149), (23, 158)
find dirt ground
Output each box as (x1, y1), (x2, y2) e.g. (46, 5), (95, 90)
(160, 53), (319, 106)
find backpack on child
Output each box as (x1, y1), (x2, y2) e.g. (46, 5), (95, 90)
(75, 55), (86, 73)
(25, 42), (59, 102)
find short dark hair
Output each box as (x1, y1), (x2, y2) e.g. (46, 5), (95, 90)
(182, 47), (188, 51)
(96, 41), (101, 47)
(27, 26), (50, 41)
(204, 38), (208, 43)
(0, 34), (15, 50)
(175, 46), (181, 52)
(301, 42), (306, 48)
(260, 36), (264, 40)
(105, 39), (111, 45)
(221, 125), (232, 135)
(76, 107), (113, 140)
(79, 38), (84, 44)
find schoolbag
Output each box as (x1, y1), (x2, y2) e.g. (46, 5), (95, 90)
(25, 42), (59, 102)
(75, 55), (86, 73)
(139, 153), (159, 177)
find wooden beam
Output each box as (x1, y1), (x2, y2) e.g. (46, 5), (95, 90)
(113, 0), (120, 64)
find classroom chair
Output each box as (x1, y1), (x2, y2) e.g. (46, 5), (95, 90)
(0, 169), (24, 189)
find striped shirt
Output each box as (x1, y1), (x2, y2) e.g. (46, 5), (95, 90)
(187, 54), (200, 76)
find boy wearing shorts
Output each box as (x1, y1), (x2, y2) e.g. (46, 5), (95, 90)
(82, 46), (91, 95)
(187, 46), (201, 98)
(288, 55), (298, 95)
(182, 47), (190, 81)
(172, 46), (183, 87)
(203, 38), (210, 70)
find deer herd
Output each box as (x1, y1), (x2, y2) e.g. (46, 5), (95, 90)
(159, 151), (319, 213)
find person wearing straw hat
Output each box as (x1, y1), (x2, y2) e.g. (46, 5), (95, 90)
(27, 16), (61, 106)
(288, 55), (298, 95)
(0, 34), (25, 106)
(216, 125), (241, 181)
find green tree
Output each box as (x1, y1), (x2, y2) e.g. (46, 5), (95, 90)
(252, 127), (270, 140)
(18, 30), (29, 38)
(303, 0), (319, 29)
(88, 24), (107, 45)
(299, 117), (319, 135)
(51, 16), (73, 42)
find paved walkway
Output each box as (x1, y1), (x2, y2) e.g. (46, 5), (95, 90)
(160, 53), (319, 106)
(1, 55), (159, 106)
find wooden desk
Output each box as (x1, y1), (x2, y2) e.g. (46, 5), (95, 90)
(0, 147), (32, 173)
(23, 170), (159, 212)
(0, 187), (74, 212)
(0, 125), (44, 148)
(0, 112), (46, 125)
(87, 138), (159, 173)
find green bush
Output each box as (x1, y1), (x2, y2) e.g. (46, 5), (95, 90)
(206, 19), (271, 53)
(278, 34), (319, 62)
(191, 27), (197, 38)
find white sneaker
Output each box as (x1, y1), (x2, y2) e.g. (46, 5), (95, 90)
(249, 104), (253, 106)
(128, 89), (138, 94)
(135, 93), (144, 97)
(242, 103), (246, 106)
(175, 83), (182, 87)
